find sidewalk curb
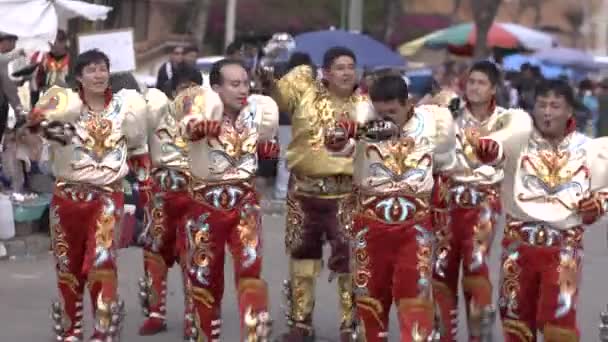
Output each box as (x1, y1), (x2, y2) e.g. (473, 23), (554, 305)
(1, 233), (50, 259)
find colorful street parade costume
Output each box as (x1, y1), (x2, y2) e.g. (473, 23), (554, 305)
(30, 85), (151, 341)
(175, 86), (279, 341)
(274, 64), (375, 341)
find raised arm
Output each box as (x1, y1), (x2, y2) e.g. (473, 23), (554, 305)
(578, 137), (608, 225)
(175, 87), (224, 142)
(426, 105), (457, 173)
(485, 108), (533, 166)
(246, 94), (280, 159)
(272, 64), (315, 114)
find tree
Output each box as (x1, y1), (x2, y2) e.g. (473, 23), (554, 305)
(189, 0), (213, 52)
(471, 0), (502, 58)
(452, 0), (464, 19)
(563, 6), (585, 48)
(382, 0), (401, 42)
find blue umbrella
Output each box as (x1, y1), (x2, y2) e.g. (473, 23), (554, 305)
(289, 29), (406, 68)
(532, 47), (599, 70)
(502, 54), (568, 79)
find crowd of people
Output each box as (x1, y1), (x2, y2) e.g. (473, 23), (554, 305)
(3, 26), (608, 342)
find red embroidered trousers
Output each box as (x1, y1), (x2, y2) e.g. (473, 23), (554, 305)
(352, 210), (436, 342)
(183, 181), (268, 341)
(50, 183), (124, 340)
(498, 220), (583, 342)
(432, 184), (501, 341)
(138, 173), (193, 327)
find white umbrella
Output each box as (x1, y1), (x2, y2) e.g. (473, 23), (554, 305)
(0, 0), (112, 51)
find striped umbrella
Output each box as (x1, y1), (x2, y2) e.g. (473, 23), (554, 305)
(399, 22), (557, 56)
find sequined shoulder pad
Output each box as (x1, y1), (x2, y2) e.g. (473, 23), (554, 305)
(35, 86), (82, 123)
(172, 87), (223, 121)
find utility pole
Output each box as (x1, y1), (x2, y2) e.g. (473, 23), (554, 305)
(225, 0), (237, 49)
(598, 0), (608, 55)
(340, 0), (348, 30)
(348, 0), (363, 32)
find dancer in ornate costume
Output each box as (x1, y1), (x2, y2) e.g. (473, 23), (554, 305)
(431, 61), (531, 341)
(497, 80), (608, 341)
(176, 59), (278, 341)
(27, 50), (149, 342)
(273, 47), (375, 341)
(137, 66), (201, 338)
(30, 30), (71, 105)
(343, 75), (454, 341)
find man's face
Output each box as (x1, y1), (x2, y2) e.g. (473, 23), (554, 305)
(324, 55), (357, 95)
(51, 39), (68, 56)
(77, 61), (110, 94)
(465, 71), (495, 105)
(372, 99), (410, 128)
(533, 92), (571, 138)
(212, 64), (249, 113)
(170, 47), (184, 65)
(184, 51), (198, 66)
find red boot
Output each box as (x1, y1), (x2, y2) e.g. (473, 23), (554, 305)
(138, 251), (169, 335)
(355, 296), (390, 342)
(88, 269), (123, 341)
(52, 272), (85, 341)
(238, 278), (271, 341)
(397, 298), (435, 342)
(190, 285), (222, 341)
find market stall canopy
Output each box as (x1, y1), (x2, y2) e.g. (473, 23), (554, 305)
(290, 29), (406, 68)
(399, 22), (557, 57)
(0, 0), (112, 51)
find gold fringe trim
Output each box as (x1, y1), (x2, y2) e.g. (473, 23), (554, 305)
(87, 269), (117, 288)
(543, 323), (579, 342)
(503, 319), (534, 342)
(57, 271), (80, 294)
(144, 250), (168, 272)
(191, 286), (215, 309)
(355, 296), (385, 329)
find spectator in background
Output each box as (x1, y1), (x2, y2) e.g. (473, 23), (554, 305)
(30, 29), (71, 106)
(0, 32), (24, 143)
(516, 63), (540, 111)
(183, 45), (199, 68)
(577, 79), (599, 136)
(597, 78), (608, 137)
(156, 45), (184, 97)
(225, 41), (243, 60)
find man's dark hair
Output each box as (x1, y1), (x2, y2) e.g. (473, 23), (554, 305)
(171, 63), (203, 91)
(369, 75), (408, 105)
(468, 60), (501, 86)
(110, 72), (140, 93)
(74, 49), (110, 76)
(184, 45), (199, 54)
(225, 41), (242, 56)
(287, 52), (313, 71)
(322, 46), (356, 69)
(56, 29), (68, 42)
(535, 79), (576, 107)
(209, 58), (246, 86)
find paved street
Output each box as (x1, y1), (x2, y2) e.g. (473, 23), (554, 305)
(1, 210), (608, 341)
